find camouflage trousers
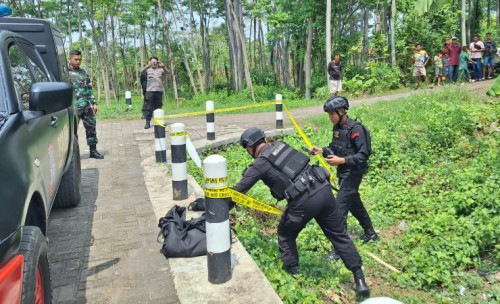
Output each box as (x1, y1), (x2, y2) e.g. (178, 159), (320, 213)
(77, 101), (98, 146)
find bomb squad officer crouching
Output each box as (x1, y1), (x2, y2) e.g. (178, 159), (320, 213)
(232, 127), (370, 297)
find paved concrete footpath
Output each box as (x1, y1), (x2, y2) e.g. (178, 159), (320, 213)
(47, 80), (492, 303)
(48, 120), (179, 304)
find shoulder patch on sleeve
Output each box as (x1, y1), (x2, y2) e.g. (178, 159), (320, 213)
(351, 132), (360, 139)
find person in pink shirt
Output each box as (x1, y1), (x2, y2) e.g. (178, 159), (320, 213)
(443, 37), (462, 83)
(469, 34), (485, 81)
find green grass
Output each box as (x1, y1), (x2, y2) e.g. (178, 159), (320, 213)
(188, 87), (500, 303)
(97, 87), (324, 120)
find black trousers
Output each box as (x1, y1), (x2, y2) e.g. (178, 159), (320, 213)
(277, 183), (362, 272)
(336, 173), (374, 233)
(144, 91), (163, 120)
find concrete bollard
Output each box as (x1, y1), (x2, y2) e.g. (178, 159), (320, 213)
(153, 109), (167, 163)
(206, 100), (215, 140)
(203, 155), (231, 284)
(275, 94), (283, 129)
(170, 123), (188, 200)
(125, 91), (132, 107)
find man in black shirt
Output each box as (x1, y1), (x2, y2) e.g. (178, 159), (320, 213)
(483, 33), (497, 79)
(310, 96), (379, 259)
(233, 128), (370, 297)
(327, 54), (342, 96)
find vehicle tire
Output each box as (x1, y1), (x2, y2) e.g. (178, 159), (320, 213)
(53, 139), (81, 208)
(18, 226), (52, 304)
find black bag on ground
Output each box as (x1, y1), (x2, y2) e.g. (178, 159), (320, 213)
(158, 205), (207, 258)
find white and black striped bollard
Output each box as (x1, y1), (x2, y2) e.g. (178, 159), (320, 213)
(203, 155), (232, 284)
(275, 94), (283, 129)
(206, 100), (215, 140)
(125, 90), (132, 108)
(170, 123), (188, 200)
(153, 109), (167, 163)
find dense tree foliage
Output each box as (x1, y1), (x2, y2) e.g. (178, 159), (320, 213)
(6, 0), (499, 103)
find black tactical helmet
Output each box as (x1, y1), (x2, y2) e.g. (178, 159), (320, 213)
(323, 96), (349, 113)
(240, 127), (266, 148)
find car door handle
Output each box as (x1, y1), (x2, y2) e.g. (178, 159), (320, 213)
(51, 116), (58, 128)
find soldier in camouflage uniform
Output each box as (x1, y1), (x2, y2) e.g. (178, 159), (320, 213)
(68, 50), (104, 159)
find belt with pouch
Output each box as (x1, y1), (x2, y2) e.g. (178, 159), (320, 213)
(284, 166), (328, 201)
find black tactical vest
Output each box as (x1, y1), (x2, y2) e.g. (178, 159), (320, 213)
(331, 121), (357, 157)
(259, 142), (310, 200)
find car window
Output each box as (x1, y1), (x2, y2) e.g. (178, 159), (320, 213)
(8, 41), (34, 110)
(8, 39), (50, 112)
(17, 40), (49, 82)
(53, 32), (69, 81)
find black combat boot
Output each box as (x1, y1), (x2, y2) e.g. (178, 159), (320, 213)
(360, 229), (379, 243)
(283, 265), (299, 276)
(89, 145), (104, 159)
(352, 268), (370, 297)
(144, 120), (151, 129)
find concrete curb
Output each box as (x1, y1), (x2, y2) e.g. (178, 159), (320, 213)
(136, 128), (289, 304)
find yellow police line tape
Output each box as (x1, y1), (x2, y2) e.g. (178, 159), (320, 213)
(281, 104), (338, 189)
(170, 131), (187, 137)
(157, 101), (277, 120)
(204, 187), (282, 215)
(152, 118), (169, 129)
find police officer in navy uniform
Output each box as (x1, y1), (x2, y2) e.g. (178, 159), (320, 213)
(311, 96), (379, 260)
(234, 128), (369, 297)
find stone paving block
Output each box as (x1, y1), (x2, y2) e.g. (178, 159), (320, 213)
(56, 284), (78, 302)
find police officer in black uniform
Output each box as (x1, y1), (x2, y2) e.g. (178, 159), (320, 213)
(310, 96), (379, 259)
(234, 128), (369, 297)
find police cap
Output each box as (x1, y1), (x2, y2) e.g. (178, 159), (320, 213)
(240, 127), (266, 148)
(324, 96), (349, 113)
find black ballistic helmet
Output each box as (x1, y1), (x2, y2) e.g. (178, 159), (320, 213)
(240, 127), (266, 148)
(324, 96), (349, 113)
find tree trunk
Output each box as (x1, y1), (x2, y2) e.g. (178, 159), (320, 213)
(225, 0), (244, 91)
(497, 0), (500, 38)
(36, 0), (41, 17)
(87, 0), (111, 105)
(183, 54), (198, 95)
(363, 7), (369, 62)
(390, 0), (396, 67)
(140, 24), (146, 67)
(171, 5), (199, 96)
(134, 27), (140, 94)
(282, 37), (291, 87)
(118, 19), (129, 91)
(188, 0), (205, 94)
(109, 16), (119, 102)
(470, 0), (481, 40)
(487, 0), (491, 28)
(462, 0), (466, 45)
(199, 9), (211, 90)
(227, 0), (255, 101)
(74, 0), (86, 59)
(467, 0), (471, 43)
(258, 20), (264, 73)
(253, 17), (257, 69)
(326, 0), (331, 79)
(66, 1), (72, 48)
(157, 0), (179, 106)
(305, 17), (313, 100)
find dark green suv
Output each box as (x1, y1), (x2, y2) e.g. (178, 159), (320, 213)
(0, 18), (80, 304)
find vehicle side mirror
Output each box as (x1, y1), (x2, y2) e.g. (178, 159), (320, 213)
(29, 82), (74, 113)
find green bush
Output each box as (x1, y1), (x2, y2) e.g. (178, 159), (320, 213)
(189, 87), (500, 303)
(343, 62), (403, 96)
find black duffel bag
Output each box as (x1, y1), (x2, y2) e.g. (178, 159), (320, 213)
(157, 205), (207, 258)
